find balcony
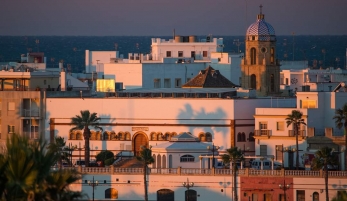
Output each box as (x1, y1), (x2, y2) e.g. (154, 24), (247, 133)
(22, 109), (39, 117)
(254, 130), (271, 137)
(23, 131), (39, 139)
(288, 130), (306, 137)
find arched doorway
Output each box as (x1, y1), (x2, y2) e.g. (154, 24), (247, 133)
(185, 189), (197, 201)
(133, 132), (149, 156)
(157, 189), (174, 201)
(105, 188), (118, 199)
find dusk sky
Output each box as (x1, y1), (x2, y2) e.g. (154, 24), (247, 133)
(1, 0), (346, 36)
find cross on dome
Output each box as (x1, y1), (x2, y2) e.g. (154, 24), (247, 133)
(260, 4), (263, 14)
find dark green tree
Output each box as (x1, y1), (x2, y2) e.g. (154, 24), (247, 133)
(136, 146), (154, 201)
(70, 110), (102, 167)
(333, 103), (347, 170)
(0, 133), (83, 201)
(96, 150), (114, 166)
(285, 110), (306, 170)
(332, 191), (347, 201)
(311, 147), (338, 201)
(222, 147), (244, 201)
(48, 136), (71, 169)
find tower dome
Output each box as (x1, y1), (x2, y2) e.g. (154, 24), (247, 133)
(246, 5), (276, 41)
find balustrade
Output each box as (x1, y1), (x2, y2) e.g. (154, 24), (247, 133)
(54, 167), (347, 178)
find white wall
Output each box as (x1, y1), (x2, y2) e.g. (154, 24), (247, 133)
(103, 63), (143, 89)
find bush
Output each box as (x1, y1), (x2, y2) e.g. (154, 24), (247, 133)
(96, 150), (114, 166)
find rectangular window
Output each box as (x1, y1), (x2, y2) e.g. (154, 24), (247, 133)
(178, 51), (183, 57)
(191, 51), (195, 59)
(175, 78), (181, 88)
(8, 102), (15, 111)
(259, 122), (268, 135)
(285, 78), (289, 85)
(276, 145), (283, 161)
(166, 51), (171, 57)
(302, 100), (316, 108)
(8, 125), (14, 134)
(276, 122), (284, 131)
(203, 51), (208, 57)
(260, 145), (267, 156)
(296, 190), (305, 201)
(154, 79), (161, 88)
(164, 78), (171, 88)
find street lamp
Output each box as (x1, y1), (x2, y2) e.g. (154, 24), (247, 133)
(207, 143), (219, 168)
(279, 181), (290, 201)
(88, 176), (99, 201)
(182, 178), (194, 201)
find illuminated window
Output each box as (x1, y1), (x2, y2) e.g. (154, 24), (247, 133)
(276, 122), (284, 131)
(302, 100), (316, 108)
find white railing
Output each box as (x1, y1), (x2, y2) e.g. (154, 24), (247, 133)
(56, 167), (347, 178)
(181, 168), (210, 175)
(150, 168), (177, 174)
(327, 171), (347, 177)
(113, 168), (143, 174)
(285, 170), (320, 177)
(81, 167), (111, 174)
(249, 169), (282, 176)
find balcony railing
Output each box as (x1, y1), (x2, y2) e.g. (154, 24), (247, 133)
(254, 130), (271, 137)
(22, 109), (39, 117)
(23, 132), (39, 139)
(288, 130), (306, 137)
(65, 167), (347, 178)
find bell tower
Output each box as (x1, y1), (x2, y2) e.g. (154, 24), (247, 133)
(241, 5), (280, 97)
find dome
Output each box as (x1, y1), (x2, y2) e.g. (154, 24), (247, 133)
(246, 7), (276, 41)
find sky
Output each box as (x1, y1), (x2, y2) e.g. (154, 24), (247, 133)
(0, 0), (346, 36)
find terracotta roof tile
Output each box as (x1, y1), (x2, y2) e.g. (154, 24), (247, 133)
(182, 66), (238, 88)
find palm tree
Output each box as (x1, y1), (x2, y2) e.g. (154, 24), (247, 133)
(45, 169), (84, 200)
(311, 147), (338, 201)
(285, 110), (306, 170)
(136, 145), (154, 201)
(222, 147), (244, 201)
(48, 136), (71, 169)
(70, 110), (102, 167)
(333, 103), (347, 170)
(0, 133), (83, 200)
(332, 191), (347, 201)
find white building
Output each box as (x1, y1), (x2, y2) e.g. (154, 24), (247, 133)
(254, 90), (347, 170)
(83, 36), (243, 90)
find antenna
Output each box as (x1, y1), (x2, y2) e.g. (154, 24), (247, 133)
(233, 39), (244, 53)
